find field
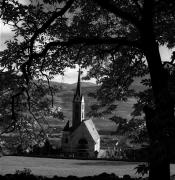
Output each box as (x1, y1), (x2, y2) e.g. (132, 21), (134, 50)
(0, 156), (142, 178)
(1, 156), (175, 178)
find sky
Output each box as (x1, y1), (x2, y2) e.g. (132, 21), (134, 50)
(0, 19), (173, 84)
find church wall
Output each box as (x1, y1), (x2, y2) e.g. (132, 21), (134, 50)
(70, 124), (96, 157)
(61, 121), (100, 157)
(61, 131), (71, 152)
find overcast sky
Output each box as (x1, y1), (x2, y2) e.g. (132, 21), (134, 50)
(0, 19), (173, 84)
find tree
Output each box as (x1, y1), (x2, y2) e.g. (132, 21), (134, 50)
(1, 0), (175, 179)
(0, 1), (66, 152)
(0, 77), (63, 153)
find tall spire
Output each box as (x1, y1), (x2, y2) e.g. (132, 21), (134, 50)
(75, 68), (81, 98)
(72, 67), (85, 129)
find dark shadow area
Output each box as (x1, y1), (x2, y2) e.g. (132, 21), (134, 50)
(74, 161), (139, 166)
(0, 171), (148, 180)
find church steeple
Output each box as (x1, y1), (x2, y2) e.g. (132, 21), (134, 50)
(72, 68), (85, 129)
(74, 68), (81, 100)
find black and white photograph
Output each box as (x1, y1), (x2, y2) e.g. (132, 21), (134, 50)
(0, 0), (175, 180)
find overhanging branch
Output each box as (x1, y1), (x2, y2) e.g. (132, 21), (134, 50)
(21, 0), (75, 84)
(35, 37), (142, 58)
(131, 0), (143, 13)
(94, 0), (142, 30)
(30, 0), (75, 44)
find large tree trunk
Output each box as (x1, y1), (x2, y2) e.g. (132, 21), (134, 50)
(143, 40), (174, 180)
(141, 1), (175, 179)
(144, 105), (172, 180)
(149, 152), (170, 180)
(144, 104), (171, 180)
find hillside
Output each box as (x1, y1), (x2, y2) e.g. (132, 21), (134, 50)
(48, 77), (146, 135)
(0, 77), (146, 150)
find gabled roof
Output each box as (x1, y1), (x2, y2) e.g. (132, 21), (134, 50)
(65, 118), (100, 144)
(83, 119), (100, 142)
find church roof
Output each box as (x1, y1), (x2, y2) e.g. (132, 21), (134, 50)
(70, 118), (100, 143)
(63, 120), (70, 131)
(83, 119), (100, 142)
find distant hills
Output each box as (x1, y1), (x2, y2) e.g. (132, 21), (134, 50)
(71, 81), (97, 87)
(50, 81), (97, 90)
(48, 76), (147, 134)
(51, 76), (146, 91)
(0, 77), (147, 149)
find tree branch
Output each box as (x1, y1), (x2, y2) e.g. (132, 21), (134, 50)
(41, 73), (54, 107)
(74, 45), (85, 64)
(31, 0), (75, 44)
(94, 0), (142, 30)
(0, 0), (6, 17)
(131, 0), (143, 13)
(35, 37), (142, 58)
(21, 0), (75, 84)
(28, 109), (47, 138)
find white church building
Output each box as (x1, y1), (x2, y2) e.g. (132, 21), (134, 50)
(61, 69), (100, 158)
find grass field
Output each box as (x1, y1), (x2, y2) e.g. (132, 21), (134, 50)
(0, 156), (142, 178)
(0, 156), (175, 178)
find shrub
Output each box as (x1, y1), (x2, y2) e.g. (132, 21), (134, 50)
(15, 168), (32, 176)
(0, 171), (151, 180)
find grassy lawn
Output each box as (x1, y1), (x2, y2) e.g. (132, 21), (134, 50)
(0, 156), (143, 178)
(1, 156), (175, 178)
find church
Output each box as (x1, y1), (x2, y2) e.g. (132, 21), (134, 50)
(61, 69), (100, 158)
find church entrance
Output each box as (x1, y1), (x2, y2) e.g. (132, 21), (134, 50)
(77, 138), (89, 158)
